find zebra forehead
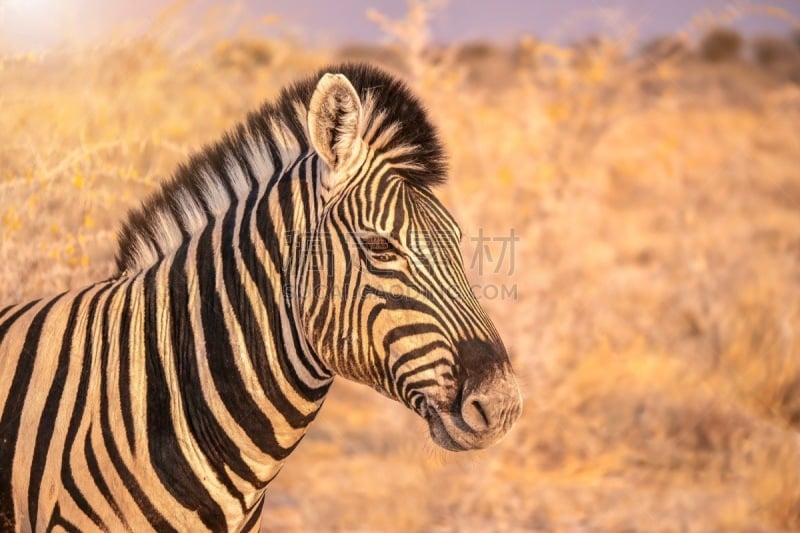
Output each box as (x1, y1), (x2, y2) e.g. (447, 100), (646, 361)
(345, 176), (460, 240)
(406, 187), (460, 231)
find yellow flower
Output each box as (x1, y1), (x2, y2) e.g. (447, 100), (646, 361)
(498, 167), (514, 187)
(3, 209), (21, 232)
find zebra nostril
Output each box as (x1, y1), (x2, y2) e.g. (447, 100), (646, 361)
(461, 393), (492, 431)
(471, 399), (490, 427)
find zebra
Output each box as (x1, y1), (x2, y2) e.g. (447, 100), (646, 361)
(0, 63), (523, 532)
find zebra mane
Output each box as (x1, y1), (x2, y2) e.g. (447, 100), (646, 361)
(115, 63), (447, 274)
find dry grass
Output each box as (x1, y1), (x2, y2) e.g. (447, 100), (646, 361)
(1, 2), (799, 531)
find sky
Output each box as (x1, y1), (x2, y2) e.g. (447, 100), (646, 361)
(0, 0), (797, 51)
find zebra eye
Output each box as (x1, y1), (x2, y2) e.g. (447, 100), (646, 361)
(361, 235), (399, 262)
(363, 236), (390, 252)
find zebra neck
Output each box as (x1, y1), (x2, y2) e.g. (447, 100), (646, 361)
(124, 171), (333, 490)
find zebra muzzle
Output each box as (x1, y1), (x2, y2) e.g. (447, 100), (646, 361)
(456, 371), (523, 446)
(421, 368), (523, 451)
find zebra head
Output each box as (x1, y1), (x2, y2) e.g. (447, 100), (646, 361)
(295, 66), (522, 451)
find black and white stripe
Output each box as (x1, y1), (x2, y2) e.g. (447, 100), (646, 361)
(0, 63), (522, 532)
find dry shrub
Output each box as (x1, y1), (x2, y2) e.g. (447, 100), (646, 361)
(752, 35), (799, 67)
(334, 43), (406, 75)
(751, 34), (800, 84)
(700, 26), (744, 62)
(717, 289), (800, 431)
(213, 38), (275, 71)
(639, 35), (691, 62)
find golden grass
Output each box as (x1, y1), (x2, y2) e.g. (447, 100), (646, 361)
(1, 3), (799, 531)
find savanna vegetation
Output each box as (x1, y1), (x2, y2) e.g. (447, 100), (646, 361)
(1, 1), (799, 531)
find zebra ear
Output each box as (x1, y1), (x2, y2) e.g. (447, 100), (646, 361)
(307, 73), (363, 178)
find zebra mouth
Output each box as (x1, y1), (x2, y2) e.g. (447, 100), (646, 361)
(419, 398), (467, 451)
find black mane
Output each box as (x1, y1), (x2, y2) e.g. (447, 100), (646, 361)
(115, 63), (447, 273)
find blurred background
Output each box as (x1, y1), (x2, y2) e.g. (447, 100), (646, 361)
(1, 0), (799, 531)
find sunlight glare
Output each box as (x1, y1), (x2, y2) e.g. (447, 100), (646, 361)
(0, 0), (73, 49)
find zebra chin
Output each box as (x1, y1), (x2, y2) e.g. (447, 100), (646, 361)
(419, 372), (523, 451)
